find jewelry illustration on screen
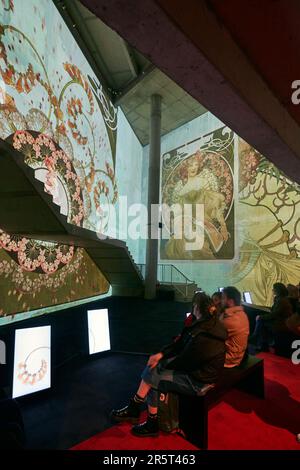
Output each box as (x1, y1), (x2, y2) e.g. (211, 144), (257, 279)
(17, 346), (50, 386)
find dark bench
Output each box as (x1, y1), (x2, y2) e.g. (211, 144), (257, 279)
(159, 355), (264, 449)
(273, 331), (299, 358)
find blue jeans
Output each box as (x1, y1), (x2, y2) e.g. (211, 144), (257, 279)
(141, 357), (205, 407)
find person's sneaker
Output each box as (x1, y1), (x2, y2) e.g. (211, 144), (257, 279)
(131, 416), (159, 437)
(111, 399), (141, 424)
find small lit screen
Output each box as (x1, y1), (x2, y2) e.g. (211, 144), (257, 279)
(13, 326), (51, 398)
(244, 292), (252, 304)
(87, 309), (111, 354)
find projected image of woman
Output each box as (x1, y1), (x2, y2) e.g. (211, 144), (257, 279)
(163, 151), (230, 260)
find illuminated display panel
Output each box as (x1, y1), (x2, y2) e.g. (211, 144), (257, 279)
(87, 308), (111, 354)
(12, 326), (51, 398)
(243, 292), (252, 304)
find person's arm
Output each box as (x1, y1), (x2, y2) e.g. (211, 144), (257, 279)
(260, 298), (289, 321)
(147, 331), (185, 369)
(259, 310), (276, 321)
(147, 352), (164, 369)
(160, 336), (183, 358)
(163, 334), (205, 372)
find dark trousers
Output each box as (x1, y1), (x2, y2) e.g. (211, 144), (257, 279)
(252, 317), (274, 349)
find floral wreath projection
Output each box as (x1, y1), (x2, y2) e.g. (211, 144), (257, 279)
(0, 248), (86, 296)
(11, 130), (84, 226)
(0, 13), (118, 289)
(0, 230), (75, 274)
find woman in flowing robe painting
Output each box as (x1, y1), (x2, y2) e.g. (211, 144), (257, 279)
(164, 151), (230, 260)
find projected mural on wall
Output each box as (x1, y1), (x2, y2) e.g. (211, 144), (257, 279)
(230, 139), (300, 306)
(161, 126), (235, 260)
(0, 0), (118, 232)
(0, 247), (109, 318)
(159, 118), (300, 306)
(0, 0), (115, 319)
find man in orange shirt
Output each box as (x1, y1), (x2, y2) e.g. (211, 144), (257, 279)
(219, 286), (250, 368)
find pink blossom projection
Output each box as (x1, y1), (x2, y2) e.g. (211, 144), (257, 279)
(0, 0), (114, 318)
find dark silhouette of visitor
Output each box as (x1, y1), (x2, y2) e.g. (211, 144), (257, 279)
(250, 283), (293, 351)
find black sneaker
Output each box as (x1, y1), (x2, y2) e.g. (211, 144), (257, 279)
(131, 417), (159, 437)
(111, 399), (141, 424)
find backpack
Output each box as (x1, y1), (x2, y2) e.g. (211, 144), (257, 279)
(158, 391), (179, 433)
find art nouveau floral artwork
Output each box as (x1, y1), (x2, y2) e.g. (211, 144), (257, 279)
(161, 127), (235, 260)
(0, 0), (113, 317)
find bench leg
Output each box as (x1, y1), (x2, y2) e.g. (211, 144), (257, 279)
(178, 395), (208, 449)
(235, 364), (265, 399)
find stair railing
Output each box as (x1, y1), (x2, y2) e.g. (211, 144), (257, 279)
(136, 263), (195, 300)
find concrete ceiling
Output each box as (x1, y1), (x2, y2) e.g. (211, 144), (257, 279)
(79, 0), (300, 184)
(116, 68), (207, 145)
(55, 0), (207, 145)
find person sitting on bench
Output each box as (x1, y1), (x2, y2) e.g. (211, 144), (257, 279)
(286, 305), (300, 336)
(250, 283), (293, 351)
(219, 286), (249, 368)
(287, 284), (300, 314)
(286, 284), (300, 336)
(111, 292), (227, 437)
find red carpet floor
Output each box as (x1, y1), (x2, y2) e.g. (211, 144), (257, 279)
(72, 353), (300, 450)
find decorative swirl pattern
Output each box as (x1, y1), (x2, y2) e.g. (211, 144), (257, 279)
(11, 130), (84, 226)
(0, 248), (95, 305)
(0, 228), (75, 274)
(0, 13), (118, 232)
(239, 140), (300, 255)
(0, 0), (115, 319)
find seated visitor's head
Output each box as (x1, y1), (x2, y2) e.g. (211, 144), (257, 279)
(212, 292), (222, 308)
(273, 283), (288, 299)
(192, 291), (213, 320)
(287, 284), (299, 299)
(222, 286), (241, 308)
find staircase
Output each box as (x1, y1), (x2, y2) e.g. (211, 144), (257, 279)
(0, 139), (143, 296)
(138, 263), (198, 302)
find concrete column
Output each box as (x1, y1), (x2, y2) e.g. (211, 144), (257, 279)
(145, 94), (162, 299)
